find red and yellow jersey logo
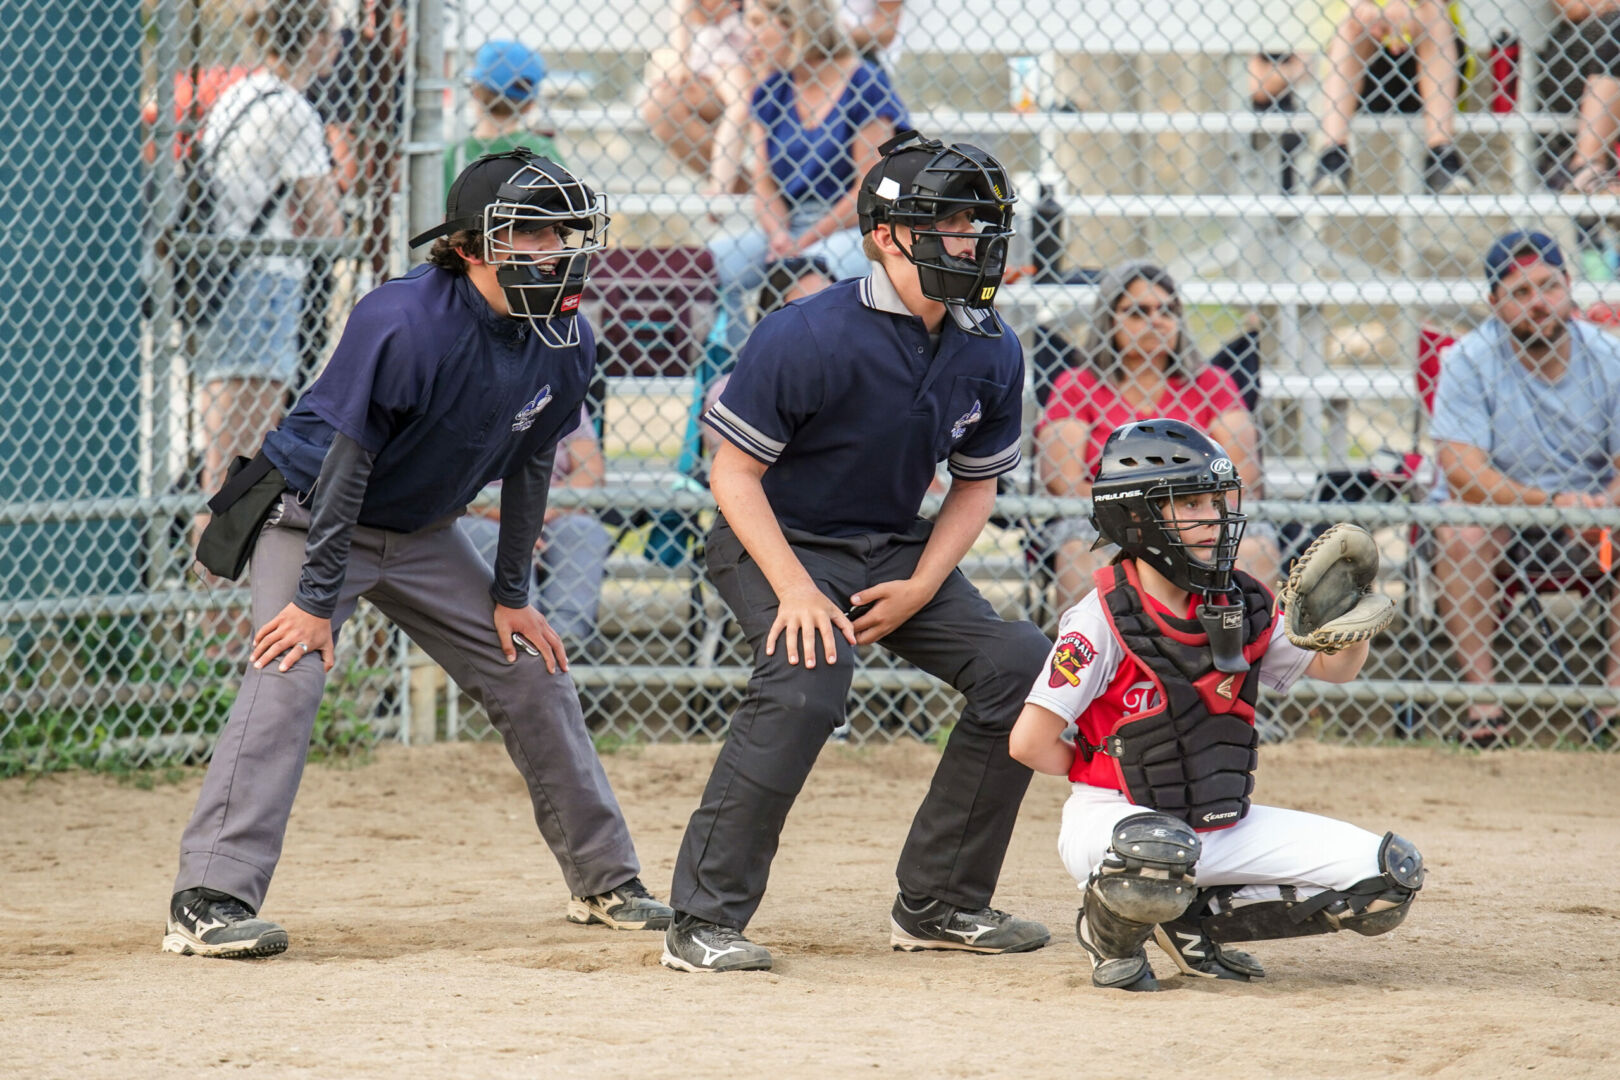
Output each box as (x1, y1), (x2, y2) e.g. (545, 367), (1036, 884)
(1048, 631), (1096, 688)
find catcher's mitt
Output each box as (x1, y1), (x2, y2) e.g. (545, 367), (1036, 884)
(1278, 523), (1396, 653)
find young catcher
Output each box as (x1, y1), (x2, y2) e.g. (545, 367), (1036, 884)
(1009, 418), (1424, 991)
(660, 131), (1053, 973)
(163, 150), (671, 959)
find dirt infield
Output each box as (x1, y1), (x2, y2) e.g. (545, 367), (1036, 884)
(3, 740), (1618, 1079)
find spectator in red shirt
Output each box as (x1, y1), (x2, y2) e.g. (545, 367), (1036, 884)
(1035, 262), (1279, 613)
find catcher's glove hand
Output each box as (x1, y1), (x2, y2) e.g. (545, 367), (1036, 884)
(1279, 523), (1396, 653)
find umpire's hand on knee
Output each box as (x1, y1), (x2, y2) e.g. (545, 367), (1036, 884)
(494, 603), (568, 674)
(767, 584), (856, 669)
(252, 602), (336, 673)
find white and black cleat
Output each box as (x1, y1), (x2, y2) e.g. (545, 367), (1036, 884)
(889, 893), (1051, 954)
(161, 888), (288, 959)
(566, 876), (673, 931)
(1153, 919), (1265, 981)
(660, 915), (773, 972)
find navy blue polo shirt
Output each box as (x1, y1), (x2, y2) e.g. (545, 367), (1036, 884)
(703, 268), (1024, 537)
(262, 264), (591, 532)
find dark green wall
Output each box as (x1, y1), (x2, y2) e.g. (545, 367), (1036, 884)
(0, 8), (144, 600)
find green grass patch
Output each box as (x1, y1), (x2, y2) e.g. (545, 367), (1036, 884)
(2, 618), (388, 778)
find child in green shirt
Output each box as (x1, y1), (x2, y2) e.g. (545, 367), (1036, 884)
(448, 40), (566, 190)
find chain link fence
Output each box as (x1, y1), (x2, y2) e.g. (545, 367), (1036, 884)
(5, 0), (1620, 774)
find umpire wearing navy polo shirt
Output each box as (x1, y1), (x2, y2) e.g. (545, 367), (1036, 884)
(660, 132), (1052, 973)
(161, 151), (672, 960)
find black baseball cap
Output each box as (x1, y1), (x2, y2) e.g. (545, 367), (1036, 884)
(409, 149), (588, 248)
(1484, 229), (1565, 292)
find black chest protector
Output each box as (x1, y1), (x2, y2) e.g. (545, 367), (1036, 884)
(1092, 563), (1275, 831)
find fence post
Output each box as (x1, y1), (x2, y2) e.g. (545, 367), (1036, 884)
(406, 0), (445, 249)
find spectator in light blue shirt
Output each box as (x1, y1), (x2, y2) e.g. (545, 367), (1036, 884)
(705, 0), (907, 351)
(1429, 230), (1620, 745)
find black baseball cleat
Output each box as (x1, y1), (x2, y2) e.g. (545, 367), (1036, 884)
(566, 876), (673, 931)
(161, 887), (289, 959)
(1153, 919), (1265, 981)
(660, 914), (773, 972)
(889, 893), (1051, 954)
(1076, 909), (1160, 991)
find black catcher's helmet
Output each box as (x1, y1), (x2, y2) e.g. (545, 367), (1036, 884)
(1089, 418), (1247, 599)
(409, 149), (610, 347)
(857, 130), (1017, 336)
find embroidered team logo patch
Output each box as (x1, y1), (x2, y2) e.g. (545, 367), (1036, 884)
(512, 384), (553, 432)
(950, 398), (983, 442)
(1048, 631), (1095, 688)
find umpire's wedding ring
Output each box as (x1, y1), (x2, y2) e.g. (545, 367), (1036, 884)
(298, 642), (309, 652)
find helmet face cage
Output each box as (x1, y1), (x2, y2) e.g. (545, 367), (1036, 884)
(1142, 480), (1247, 597)
(1094, 476), (1246, 599)
(870, 141), (1017, 335)
(483, 161), (610, 348)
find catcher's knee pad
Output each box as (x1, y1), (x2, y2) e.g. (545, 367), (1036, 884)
(1090, 812), (1202, 925)
(1202, 831), (1425, 944)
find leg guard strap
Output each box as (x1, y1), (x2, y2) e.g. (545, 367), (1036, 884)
(1200, 831), (1424, 944)
(1202, 890), (1417, 943)
(1285, 830), (1425, 927)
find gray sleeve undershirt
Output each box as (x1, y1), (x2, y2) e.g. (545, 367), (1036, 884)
(292, 431), (376, 619)
(490, 449), (556, 609)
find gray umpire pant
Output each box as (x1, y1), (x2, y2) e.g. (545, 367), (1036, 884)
(670, 518), (1050, 930)
(175, 494), (641, 911)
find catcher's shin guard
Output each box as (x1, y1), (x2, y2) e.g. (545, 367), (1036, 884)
(1077, 812), (1201, 990)
(1199, 832), (1425, 945)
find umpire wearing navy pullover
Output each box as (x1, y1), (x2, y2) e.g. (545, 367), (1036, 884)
(660, 132), (1052, 973)
(162, 151), (672, 960)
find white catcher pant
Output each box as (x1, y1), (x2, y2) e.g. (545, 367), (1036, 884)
(1059, 784), (1385, 909)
